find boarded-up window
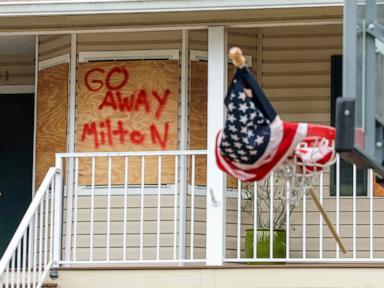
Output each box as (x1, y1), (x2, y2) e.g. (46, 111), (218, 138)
(35, 63), (69, 187)
(189, 60), (237, 187)
(76, 60), (179, 184)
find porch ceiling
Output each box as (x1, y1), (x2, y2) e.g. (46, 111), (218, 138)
(0, 6), (343, 33)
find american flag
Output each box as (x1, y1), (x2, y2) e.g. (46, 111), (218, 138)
(216, 66), (307, 182)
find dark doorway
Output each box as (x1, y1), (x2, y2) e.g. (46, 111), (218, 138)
(0, 94), (34, 256)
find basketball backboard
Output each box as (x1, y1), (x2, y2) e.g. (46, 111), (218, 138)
(336, 0), (384, 177)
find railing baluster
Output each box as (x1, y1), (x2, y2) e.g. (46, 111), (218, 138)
(22, 231), (27, 288)
(28, 224), (32, 288)
(336, 154), (340, 258)
(44, 190), (49, 268)
(38, 202), (43, 282)
(123, 157), (128, 261)
(302, 184), (306, 259)
(11, 252), (15, 288)
(190, 155), (195, 260)
(319, 172), (324, 259)
(33, 212), (37, 288)
(156, 156), (162, 261)
(269, 173), (274, 259)
(369, 169), (374, 259)
(237, 179), (241, 259)
(253, 182), (258, 259)
(353, 164), (357, 259)
(5, 265), (9, 288)
(17, 242), (21, 288)
(73, 157), (79, 261)
(140, 156), (145, 261)
(49, 180), (55, 263)
(107, 157), (112, 261)
(90, 157), (95, 261)
(286, 178), (290, 259)
(173, 156), (178, 260)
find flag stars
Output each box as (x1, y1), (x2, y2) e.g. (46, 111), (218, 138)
(241, 127), (248, 134)
(227, 114), (236, 123)
(231, 134), (240, 141)
(242, 137), (249, 144)
(239, 103), (248, 113)
(228, 103), (236, 111)
(221, 141), (230, 147)
(240, 115), (248, 124)
(229, 125), (237, 132)
(238, 92), (247, 100)
(234, 142), (242, 148)
(255, 135), (264, 145)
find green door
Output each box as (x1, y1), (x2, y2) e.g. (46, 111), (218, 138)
(0, 94), (34, 257)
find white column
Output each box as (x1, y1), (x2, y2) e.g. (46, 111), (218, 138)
(206, 26), (226, 266)
(64, 33), (77, 263)
(178, 30), (189, 262)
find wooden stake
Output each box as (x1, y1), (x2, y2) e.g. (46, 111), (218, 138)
(308, 188), (347, 254)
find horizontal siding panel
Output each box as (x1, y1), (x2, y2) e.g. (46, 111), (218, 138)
(263, 36), (342, 48)
(263, 62), (330, 74)
(262, 75), (329, 87)
(78, 31), (182, 43)
(39, 35), (70, 54)
(263, 50), (342, 62)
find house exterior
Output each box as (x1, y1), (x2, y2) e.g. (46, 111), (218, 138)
(1, 1), (384, 287)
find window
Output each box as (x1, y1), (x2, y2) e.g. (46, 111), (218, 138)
(330, 55), (368, 196)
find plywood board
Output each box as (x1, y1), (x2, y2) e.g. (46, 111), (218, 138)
(76, 60), (179, 185)
(36, 63), (69, 187)
(188, 61), (237, 187)
(374, 174), (384, 197)
(189, 61), (207, 186)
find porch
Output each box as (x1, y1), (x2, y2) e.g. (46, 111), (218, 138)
(1, 2), (384, 288)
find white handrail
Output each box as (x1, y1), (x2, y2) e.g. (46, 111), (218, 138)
(0, 167), (58, 276)
(56, 149), (207, 158)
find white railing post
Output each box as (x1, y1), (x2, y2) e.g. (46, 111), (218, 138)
(206, 26), (226, 266)
(52, 156), (63, 268)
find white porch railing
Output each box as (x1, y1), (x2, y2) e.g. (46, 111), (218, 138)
(55, 150), (208, 265)
(1, 150), (384, 287)
(0, 167), (61, 288)
(224, 156), (381, 263)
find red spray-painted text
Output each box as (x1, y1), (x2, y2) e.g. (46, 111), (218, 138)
(80, 66), (172, 149)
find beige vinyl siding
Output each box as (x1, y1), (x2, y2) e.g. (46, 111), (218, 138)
(77, 31), (182, 52)
(0, 53), (34, 85)
(39, 34), (71, 61)
(63, 194), (181, 261)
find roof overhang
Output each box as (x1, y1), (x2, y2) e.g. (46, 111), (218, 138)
(0, 0), (344, 17)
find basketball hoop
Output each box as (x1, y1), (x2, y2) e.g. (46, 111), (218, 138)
(276, 128), (337, 206)
(275, 125), (347, 254)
